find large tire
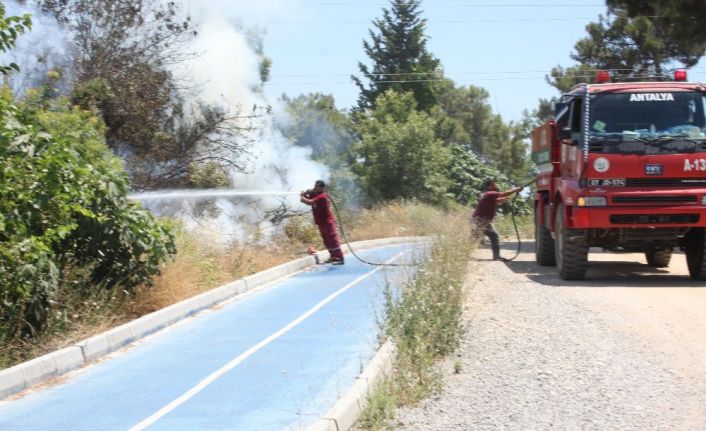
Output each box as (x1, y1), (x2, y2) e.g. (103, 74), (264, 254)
(535, 204), (556, 266)
(554, 203), (589, 280)
(685, 228), (706, 280)
(645, 248), (672, 268)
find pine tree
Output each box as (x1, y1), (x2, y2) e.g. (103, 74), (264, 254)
(548, 7), (705, 93)
(352, 0), (441, 112)
(608, 0), (706, 49)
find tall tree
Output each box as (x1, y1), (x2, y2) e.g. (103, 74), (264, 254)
(607, 0), (706, 48)
(437, 83), (494, 154)
(548, 8), (705, 93)
(352, 0), (441, 112)
(354, 90), (450, 204)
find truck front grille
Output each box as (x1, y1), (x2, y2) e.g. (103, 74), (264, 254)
(625, 178), (706, 187)
(610, 214), (699, 224)
(612, 195), (697, 204)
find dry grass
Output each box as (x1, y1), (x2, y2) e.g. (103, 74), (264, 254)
(130, 200), (459, 315)
(343, 200), (451, 240)
(1, 201), (470, 368)
(126, 215), (317, 315)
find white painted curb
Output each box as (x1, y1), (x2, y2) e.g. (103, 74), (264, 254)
(305, 342), (396, 431)
(0, 237), (426, 400)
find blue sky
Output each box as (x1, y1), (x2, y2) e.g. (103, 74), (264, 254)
(220, 0), (706, 124)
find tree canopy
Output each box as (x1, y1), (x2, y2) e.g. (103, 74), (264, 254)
(352, 0), (441, 112)
(548, 6), (706, 93)
(607, 0), (706, 48)
(348, 1), (534, 203)
(354, 90), (450, 205)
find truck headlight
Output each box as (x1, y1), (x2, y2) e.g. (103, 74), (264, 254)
(577, 196), (607, 207)
(702, 196), (706, 206)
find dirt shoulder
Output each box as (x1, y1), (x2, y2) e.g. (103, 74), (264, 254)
(394, 244), (706, 430)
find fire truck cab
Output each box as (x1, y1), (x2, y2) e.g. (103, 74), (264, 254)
(532, 71), (706, 280)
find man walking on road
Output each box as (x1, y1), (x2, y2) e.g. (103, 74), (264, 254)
(301, 180), (345, 264)
(472, 178), (522, 261)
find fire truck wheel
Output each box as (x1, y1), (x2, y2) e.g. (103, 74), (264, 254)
(554, 204), (588, 280)
(535, 205), (556, 266)
(685, 228), (706, 280)
(645, 248), (672, 268)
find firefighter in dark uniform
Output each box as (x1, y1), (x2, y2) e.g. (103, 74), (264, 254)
(472, 178), (523, 261)
(300, 180), (344, 264)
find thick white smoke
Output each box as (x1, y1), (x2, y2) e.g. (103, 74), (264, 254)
(180, 1), (328, 191)
(149, 1), (330, 241)
(179, 8), (328, 193)
(0, 1), (74, 96)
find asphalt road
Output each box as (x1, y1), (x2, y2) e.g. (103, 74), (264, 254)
(0, 242), (426, 431)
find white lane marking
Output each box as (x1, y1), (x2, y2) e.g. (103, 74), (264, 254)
(128, 250), (408, 431)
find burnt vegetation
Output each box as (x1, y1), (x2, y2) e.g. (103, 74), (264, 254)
(37, 0), (264, 189)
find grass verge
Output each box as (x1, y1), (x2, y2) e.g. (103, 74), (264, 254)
(357, 210), (474, 430)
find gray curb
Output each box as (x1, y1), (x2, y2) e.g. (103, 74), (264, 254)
(0, 236), (426, 401)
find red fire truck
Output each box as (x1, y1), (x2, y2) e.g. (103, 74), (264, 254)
(532, 70), (706, 280)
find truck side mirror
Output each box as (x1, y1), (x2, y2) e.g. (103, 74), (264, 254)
(558, 127), (575, 145)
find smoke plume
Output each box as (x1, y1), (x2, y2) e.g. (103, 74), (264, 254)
(149, 1), (330, 240)
(0, 1), (74, 96)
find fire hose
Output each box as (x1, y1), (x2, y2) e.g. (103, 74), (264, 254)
(309, 177), (537, 266)
(327, 194), (419, 267)
(502, 177), (539, 262)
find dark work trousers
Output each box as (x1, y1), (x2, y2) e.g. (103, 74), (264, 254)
(318, 221), (344, 260)
(472, 217), (501, 259)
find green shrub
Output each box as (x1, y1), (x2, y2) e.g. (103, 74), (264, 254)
(0, 94), (175, 340)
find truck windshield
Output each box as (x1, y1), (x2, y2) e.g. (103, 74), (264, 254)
(588, 91), (706, 154)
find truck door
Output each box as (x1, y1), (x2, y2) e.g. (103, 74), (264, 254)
(559, 97), (584, 178)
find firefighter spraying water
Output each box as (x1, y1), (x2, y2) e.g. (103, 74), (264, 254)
(472, 179), (524, 262)
(300, 180), (345, 265)
(128, 185), (417, 267)
(532, 69), (706, 280)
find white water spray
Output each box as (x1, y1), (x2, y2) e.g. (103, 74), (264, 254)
(127, 189), (299, 201)
(130, 189), (310, 243)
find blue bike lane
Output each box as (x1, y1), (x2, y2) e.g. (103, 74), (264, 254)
(0, 243), (424, 431)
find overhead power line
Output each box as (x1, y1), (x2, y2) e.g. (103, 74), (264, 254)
(266, 13), (665, 25)
(268, 16), (605, 24)
(280, 67), (692, 78)
(307, 2), (604, 6)
(265, 69), (706, 86)
(268, 66), (706, 80)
